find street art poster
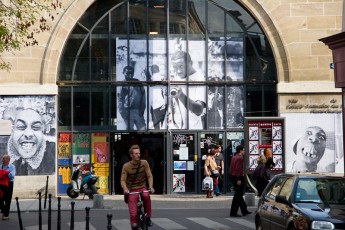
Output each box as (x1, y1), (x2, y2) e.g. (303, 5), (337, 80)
(92, 133), (109, 163)
(173, 174), (185, 192)
(0, 96), (56, 176)
(281, 113), (344, 173)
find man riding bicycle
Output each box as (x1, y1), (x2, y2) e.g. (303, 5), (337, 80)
(121, 145), (155, 229)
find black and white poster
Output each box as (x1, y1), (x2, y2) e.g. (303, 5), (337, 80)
(226, 86), (244, 128)
(168, 39), (206, 130)
(116, 39), (148, 130)
(115, 37), (244, 130)
(0, 96), (56, 176)
(208, 38), (244, 81)
(282, 113), (343, 173)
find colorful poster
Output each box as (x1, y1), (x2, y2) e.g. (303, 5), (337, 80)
(58, 133), (71, 159)
(73, 133), (90, 155)
(173, 174), (185, 192)
(92, 132), (109, 163)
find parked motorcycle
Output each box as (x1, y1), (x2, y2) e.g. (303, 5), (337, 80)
(67, 165), (98, 199)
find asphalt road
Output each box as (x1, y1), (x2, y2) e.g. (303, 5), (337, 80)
(2, 208), (257, 230)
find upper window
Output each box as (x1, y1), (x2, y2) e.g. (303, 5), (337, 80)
(57, 0), (277, 131)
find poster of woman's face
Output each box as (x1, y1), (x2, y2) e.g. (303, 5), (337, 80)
(282, 113), (343, 173)
(0, 96), (56, 176)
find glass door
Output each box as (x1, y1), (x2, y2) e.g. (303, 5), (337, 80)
(199, 133), (224, 193)
(171, 133), (197, 193)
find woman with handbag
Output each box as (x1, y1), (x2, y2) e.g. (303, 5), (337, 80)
(204, 144), (219, 198)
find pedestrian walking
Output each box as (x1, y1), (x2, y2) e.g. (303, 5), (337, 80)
(229, 145), (251, 217)
(0, 154), (16, 220)
(252, 155), (270, 196)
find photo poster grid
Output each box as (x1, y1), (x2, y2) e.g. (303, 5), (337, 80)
(115, 38), (244, 130)
(281, 113), (344, 173)
(0, 95), (57, 176)
(247, 119), (284, 172)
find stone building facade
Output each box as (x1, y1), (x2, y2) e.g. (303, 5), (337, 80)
(0, 0), (343, 197)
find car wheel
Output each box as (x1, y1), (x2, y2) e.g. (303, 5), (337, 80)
(255, 216), (263, 230)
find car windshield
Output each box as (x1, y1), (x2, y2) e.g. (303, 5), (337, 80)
(295, 178), (345, 205)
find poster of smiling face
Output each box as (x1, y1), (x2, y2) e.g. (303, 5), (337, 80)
(281, 113), (343, 173)
(0, 96), (56, 176)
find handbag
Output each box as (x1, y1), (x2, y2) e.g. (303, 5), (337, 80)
(124, 160), (141, 204)
(202, 175), (213, 190)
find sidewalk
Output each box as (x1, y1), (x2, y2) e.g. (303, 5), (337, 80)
(10, 194), (259, 213)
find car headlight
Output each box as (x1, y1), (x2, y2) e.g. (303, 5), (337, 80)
(311, 221), (334, 229)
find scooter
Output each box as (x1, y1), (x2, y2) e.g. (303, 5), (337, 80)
(66, 165), (99, 199)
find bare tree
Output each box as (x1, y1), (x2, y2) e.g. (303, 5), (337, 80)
(0, 0), (62, 70)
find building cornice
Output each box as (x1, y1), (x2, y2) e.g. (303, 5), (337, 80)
(277, 82), (341, 94)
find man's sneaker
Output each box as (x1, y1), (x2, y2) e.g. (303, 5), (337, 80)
(146, 218), (153, 227)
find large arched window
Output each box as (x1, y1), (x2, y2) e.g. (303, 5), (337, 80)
(57, 0), (277, 131)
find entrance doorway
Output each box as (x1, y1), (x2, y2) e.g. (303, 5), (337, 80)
(111, 133), (165, 194)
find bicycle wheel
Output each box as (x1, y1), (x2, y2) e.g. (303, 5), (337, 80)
(139, 210), (147, 230)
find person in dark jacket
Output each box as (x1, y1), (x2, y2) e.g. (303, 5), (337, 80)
(252, 155), (270, 196)
(229, 145), (251, 217)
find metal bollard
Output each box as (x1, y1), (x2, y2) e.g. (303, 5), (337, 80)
(38, 192), (42, 230)
(57, 197), (61, 230)
(70, 201), (75, 230)
(107, 214), (112, 229)
(85, 207), (90, 230)
(15, 197), (23, 230)
(93, 194), (104, 209)
(48, 194), (52, 230)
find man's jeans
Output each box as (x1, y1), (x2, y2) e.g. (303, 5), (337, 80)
(127, 187), (152, 226)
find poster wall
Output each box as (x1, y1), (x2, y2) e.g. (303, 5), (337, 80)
(245, 118), (284, 172)
(281, 113), (343, 173)
(0, 96), (56, 176)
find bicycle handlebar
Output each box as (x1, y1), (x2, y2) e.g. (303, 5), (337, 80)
(127, 189), (152, 195)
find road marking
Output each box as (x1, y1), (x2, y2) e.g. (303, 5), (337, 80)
(111, 219), (131, 230)
(187, 217), (230, 229)
(68, 222), (97, 230)
(152, 217), (187, 229)
(226, 217), (255, 229)
(26, 225), (48, 230)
